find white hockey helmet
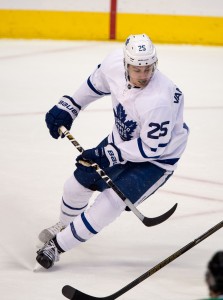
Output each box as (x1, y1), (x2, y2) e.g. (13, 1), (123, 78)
(123, 34), (158, 70)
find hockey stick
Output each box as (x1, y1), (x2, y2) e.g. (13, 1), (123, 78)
(59, 126), (177, 227)
(62, 220), (223, 300)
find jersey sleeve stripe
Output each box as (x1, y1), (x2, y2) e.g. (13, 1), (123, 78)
(137, 138), (180, 165)
(154, 158), (179, 165)
(87, 76), (111, 96)
(137, 138), (160, 159)
(63, 95), (82, 110)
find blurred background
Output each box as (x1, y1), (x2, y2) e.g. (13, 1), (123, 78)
(0, 0), (223, 45)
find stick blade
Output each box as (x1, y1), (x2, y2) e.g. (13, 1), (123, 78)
(143, 203), (178, 227)
(62, 285), (106, 300)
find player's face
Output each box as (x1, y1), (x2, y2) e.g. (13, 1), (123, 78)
(128, 64), (154, 88)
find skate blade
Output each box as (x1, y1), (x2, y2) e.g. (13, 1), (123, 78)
(33, 262), (42, 272)
(36, 241), (44, 249)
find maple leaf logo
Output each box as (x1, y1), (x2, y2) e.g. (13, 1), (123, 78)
(113, 104), (137, 141)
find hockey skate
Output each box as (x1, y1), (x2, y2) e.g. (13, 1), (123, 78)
(36, 238), (63, 269)
(38, 221), (65, 243)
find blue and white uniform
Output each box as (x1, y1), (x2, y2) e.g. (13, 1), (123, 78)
(72, 49), (188, 171)
(55, 49), (189, 251)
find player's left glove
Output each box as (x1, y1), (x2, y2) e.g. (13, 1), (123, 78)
(78, 143), (126, 169)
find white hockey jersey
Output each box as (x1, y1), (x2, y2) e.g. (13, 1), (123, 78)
(72, 49), (189, 171)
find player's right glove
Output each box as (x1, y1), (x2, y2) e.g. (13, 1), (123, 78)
(45, 95), (81, 139)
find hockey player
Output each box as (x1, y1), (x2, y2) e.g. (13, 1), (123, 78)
(203, 251), (223, 299)
(36, 34), (189, 269)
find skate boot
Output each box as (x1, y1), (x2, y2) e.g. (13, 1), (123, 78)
(36, 238), (64, 269)
(38, 221), (65, 243)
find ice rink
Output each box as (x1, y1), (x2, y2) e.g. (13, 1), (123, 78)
(0, 39), (222, 300)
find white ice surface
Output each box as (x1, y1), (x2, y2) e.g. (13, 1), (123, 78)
(0, 39), (222, 300)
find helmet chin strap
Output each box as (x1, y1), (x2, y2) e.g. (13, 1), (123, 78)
(124, 71), (134, 89)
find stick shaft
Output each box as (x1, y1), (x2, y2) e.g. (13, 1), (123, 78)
(62, 221), (223, 300)
(59, 127), (140, 212)
(59, 126), (177, 227)
(110, 220), (223, 299)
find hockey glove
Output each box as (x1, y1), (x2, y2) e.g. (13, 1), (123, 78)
(79, 143), (126, 169)
(45, 95), (81, 139)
